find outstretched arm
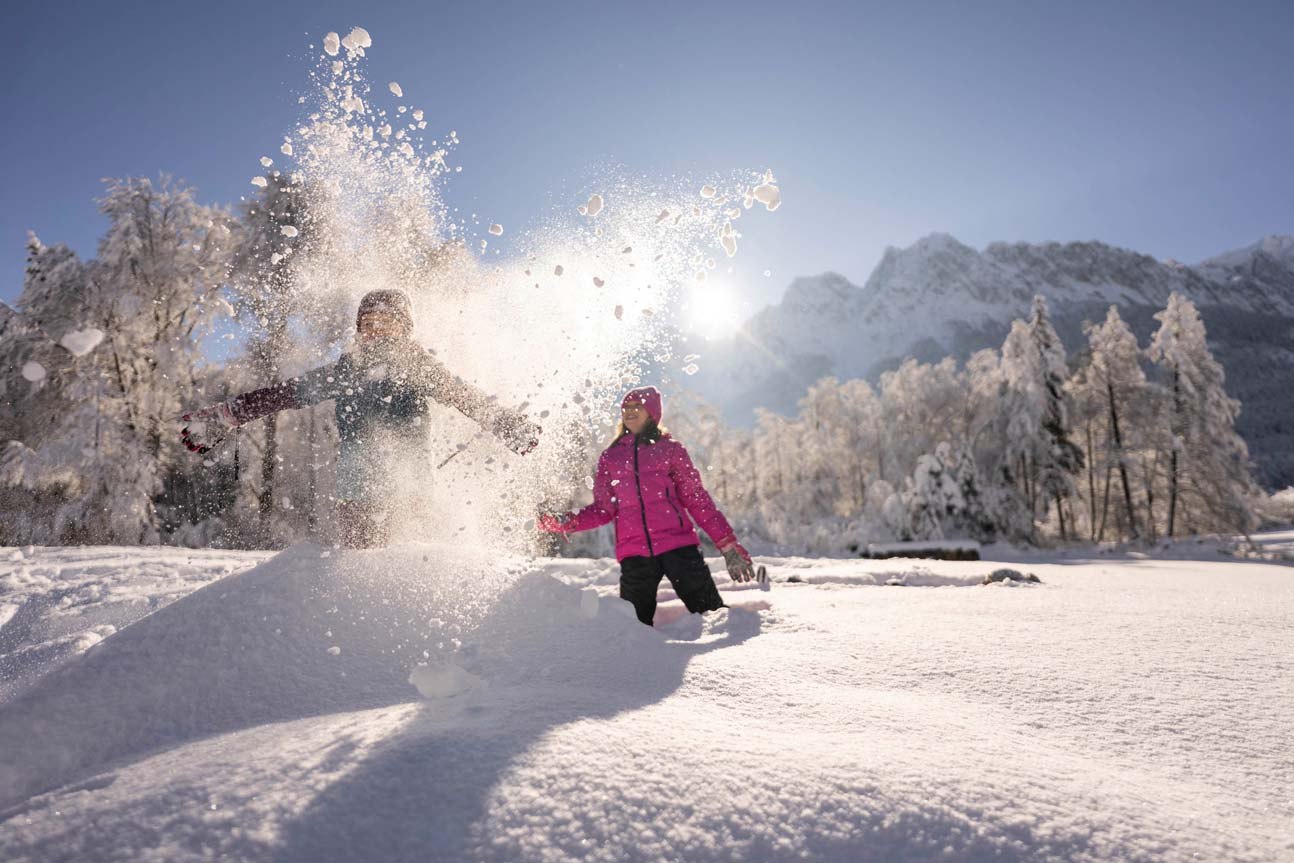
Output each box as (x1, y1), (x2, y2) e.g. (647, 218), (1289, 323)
(539, 454), (616, 534)
(416, 351), (539, 454)
(181, 361), (340, 454)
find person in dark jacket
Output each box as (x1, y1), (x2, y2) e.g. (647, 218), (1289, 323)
(181, 289), (539, 547)
(538, 386), (756, 625)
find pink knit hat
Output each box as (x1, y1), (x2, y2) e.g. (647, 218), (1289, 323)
(621, 386), (663, 422)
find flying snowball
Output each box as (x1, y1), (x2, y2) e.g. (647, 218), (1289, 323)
(59, 328), (104, 357)
(323, 32), (340, 56)
(250, 177), (268, 188)
(280, 225), (299, 237)
(752, 182), (781, 211)
(488, 224), (503, 236)
(21, 361), (46, 383)
(583, 194), (603, 217)
(389, 81), (403, 97)
(260, 156), (273, 167)
(341, 27), (372, 52)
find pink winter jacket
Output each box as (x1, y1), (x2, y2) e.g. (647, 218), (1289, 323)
(564, 433), (735, 561)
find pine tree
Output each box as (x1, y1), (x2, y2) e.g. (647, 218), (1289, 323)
(1146, 293), (1257, 536)
(1071, 306), (1150, 540)
(1000, 295), (1084, 539)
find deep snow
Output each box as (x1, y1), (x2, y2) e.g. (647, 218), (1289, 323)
(0, 539), (1291, 862)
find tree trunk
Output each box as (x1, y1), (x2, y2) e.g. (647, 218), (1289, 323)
(306, 405), (318, 535)
(1097, 463), (1112, 542)
(1167, 370), (1181, 538)
(1085, 420), (1097, 541)
(256, 320), (289, 546)
(1107, 383), (1139, 539)
(257, 413), (278, 545)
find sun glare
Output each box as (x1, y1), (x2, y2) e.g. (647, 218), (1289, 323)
(685, 280), (742, 339)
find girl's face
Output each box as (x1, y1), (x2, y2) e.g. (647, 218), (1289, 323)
(357, 311), (405, 343)
(621, 401), (649, 435)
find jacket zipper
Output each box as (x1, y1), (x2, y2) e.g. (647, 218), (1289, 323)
(632, 437), (655, 557)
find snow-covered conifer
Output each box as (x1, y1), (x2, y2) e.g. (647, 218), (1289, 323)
(1000, 296), (1084, 539)
(1146, 293), (1257, 535)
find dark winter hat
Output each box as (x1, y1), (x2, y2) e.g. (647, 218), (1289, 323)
(356, 289), (414, 332)
(621, 386), (663, 422)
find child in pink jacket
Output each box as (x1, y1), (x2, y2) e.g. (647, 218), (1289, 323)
(539, 386), (756, 625)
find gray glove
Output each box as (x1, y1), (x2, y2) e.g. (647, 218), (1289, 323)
(720, 541), (755, 583)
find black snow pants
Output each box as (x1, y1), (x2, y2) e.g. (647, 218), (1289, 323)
(619, 544), (725, 626)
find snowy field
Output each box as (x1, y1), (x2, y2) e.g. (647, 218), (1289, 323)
(0, 537), (1291, 862)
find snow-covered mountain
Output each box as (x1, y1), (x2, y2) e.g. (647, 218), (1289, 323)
(688, 233), (1294, 488)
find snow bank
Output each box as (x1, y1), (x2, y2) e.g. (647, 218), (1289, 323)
(0, 543), (677, 809)
(3, 546), (1290, 862)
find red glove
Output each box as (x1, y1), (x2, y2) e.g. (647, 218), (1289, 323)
(537, 513), (571, 533)
(180, 401), (238, 454)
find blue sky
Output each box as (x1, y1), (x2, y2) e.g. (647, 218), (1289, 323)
(3, 0), (1291, 318)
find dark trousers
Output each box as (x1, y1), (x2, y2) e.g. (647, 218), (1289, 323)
(619, 545), (726, 626)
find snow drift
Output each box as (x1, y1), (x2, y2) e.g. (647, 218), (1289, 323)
(3, 543), (1291, 862)
(0, 543), (711, 810)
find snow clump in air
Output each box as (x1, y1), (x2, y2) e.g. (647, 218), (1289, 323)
(260, 156), (273, 168)
(388, 81), (403, 97)
(488, 224), (503, 236)
(341, 27), (372, 52)
(21, 361), (46, 383)
(59, 328), (104, 357)
(250, 177), (268, 188)
(700, 184), (716, 198)
(280, 226), (299, 238)
(582, 194), (604, 217)
(752, 174), (781, 212)
(323, 32), (340, 56)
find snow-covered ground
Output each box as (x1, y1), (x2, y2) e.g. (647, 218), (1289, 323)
(0, 537), (1291, 862)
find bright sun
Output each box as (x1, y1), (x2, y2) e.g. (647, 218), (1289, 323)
(684, 281), (742, 339)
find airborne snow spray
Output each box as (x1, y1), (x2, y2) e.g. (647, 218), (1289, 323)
(247, 26), (779, 641)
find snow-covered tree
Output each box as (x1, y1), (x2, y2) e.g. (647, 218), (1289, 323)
(229, 173), (312, 540)
(1146, 293), (1257, 536)
(1069, 306), (1150, 541)
(1000, 295), (1084, 538)
(12, 177), (238, 543)
(0, 235), (101, 541)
